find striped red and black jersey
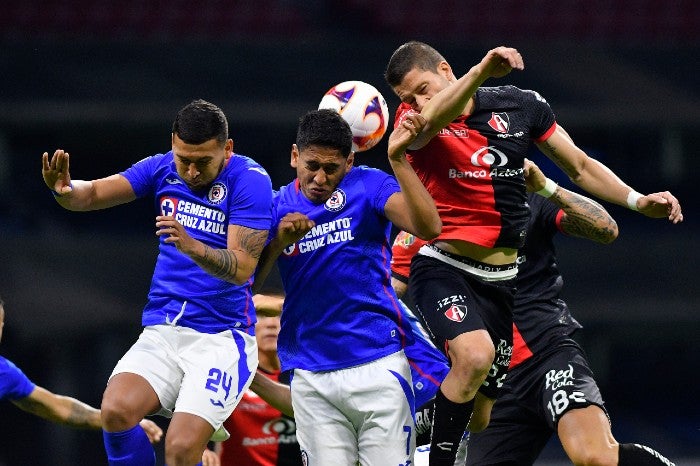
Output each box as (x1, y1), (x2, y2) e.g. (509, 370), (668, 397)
(396, 85), (556, 250)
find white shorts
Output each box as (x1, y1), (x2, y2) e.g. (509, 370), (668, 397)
(291, 350), (415, 466)
(110, 324), (258, 430)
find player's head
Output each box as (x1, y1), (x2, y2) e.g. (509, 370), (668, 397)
(291, 109), (355, 204)
(255, 314), (281, 356)
(171, 99), (233, 191)
(0, 296), (5, 343)
(385, 41), (454, 112)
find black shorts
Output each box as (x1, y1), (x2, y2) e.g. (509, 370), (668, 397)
(466, 340), (607, 465)
(408, 251), (516, 400)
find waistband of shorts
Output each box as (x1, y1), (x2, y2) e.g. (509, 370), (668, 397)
(418, 243), (518, 281)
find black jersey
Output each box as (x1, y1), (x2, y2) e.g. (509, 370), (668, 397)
(510, 193), (583, 367)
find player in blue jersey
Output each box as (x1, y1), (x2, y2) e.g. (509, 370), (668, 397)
(252, 108), (442, 465)
(41, 99), (273, 466)
(385, 42), (684, 466)
(0, 297), (163, 445)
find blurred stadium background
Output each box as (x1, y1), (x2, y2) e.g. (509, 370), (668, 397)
(0, 1), (697, 464)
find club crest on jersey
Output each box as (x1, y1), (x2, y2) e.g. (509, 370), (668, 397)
(160, 197), (178, 216)
(488, 112), (510, 133)
(282, 243), (300, 257)
(444, 304), (468, 322)
(207, 182), (227, 205)
(324, 188), (346, 212)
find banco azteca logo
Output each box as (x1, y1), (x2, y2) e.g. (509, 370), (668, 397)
(324, 188), (346, 212)
(470, 145), (508, 167)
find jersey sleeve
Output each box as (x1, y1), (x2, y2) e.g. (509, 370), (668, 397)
(0, 357), (36, 401)
(366, 167), (401, 216)
(519, 89), (557, 142)
(228, 165), (273, 231)
(528, 194), (563, 236)
(120, 154), (164, 198)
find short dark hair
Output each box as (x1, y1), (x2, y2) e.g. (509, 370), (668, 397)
(296, 109), (353, 157)
(172, 99), (228, 145)
(385, 41), (445, 87)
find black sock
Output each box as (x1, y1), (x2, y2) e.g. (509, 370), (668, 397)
(429, 388), (473, 466)
(618, 443), (675, 466)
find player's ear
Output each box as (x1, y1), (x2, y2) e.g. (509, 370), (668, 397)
(346, 151), (355, 169)
(437, 60), (453, 79)
(290, 144), (299, 168)
(225, 139), (234, 155)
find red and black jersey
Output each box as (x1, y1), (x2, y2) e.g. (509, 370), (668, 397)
(396, 85), (556, 250)
(221, 370), (302, 466)
(509, 193), (582, 368)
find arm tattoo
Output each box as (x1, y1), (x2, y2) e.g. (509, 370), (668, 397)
(203, 245), (239, 280)
(232, 226), (268, 259)
(553, 189), (617, 243)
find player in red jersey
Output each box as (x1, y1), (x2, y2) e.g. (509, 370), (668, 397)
(384, 42), (683, 465)
(392, 160), (676, 465)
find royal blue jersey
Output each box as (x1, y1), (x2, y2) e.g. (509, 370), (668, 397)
(0, 356), (35, 401)
(121, 152), (273, 334)
(273, 166), (415, 372)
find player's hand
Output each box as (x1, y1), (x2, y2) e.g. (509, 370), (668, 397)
(41, 149), (74, 195)
(252, 294), (284, 317)
(201, 448), (220, 466)
(637, 191), (683, 223)
(478, 46), (524, 79)
(156, 215), (199, 253)
(138, 418), (163, 444)
(276, 212), (315, 245)
(523, 158), (548, 192)
(387, 111), (427, 162)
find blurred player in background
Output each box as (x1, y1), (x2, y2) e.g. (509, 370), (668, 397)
(41, 99), (273, 466)
(0, 297), (162, 443)
(217, 294), (303, 466)
(252, 108), (441, 465)
(392, 160), (676, 466)
(384, 42), (683, 465)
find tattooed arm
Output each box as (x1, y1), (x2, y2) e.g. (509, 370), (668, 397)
(156, 216), (269, 285)
(525, 159), (618, 244)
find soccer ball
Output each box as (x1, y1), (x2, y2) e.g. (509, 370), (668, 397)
(318, 80), (390, 152)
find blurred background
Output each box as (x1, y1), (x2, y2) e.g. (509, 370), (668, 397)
(0, 0), (697, 464)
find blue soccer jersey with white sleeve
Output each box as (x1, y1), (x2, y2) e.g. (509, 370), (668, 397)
(121, 152), (273, 334)
(273, 165), (415, 372)
(0, 356), (35, 401)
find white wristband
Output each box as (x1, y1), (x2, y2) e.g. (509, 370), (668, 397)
(626, 190), (643, 211)
(535, 178), (557, 198)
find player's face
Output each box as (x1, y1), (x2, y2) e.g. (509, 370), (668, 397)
(171, 134), (232, 191)
(291, 144), (354, 203)
(392, 62), (453, 112)
(255, 315), (281, 354)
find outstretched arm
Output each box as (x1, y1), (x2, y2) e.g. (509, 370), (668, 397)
(249, 371), (293, 417)
(42, 149), (137, 211)
(536, 125), (683, 223)
(11, 386), (163, 443)
(525, 159), (618, 244)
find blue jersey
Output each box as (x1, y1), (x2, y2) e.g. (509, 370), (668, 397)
(402, 301), (450, 408)
(0, 356), (35, 401)
(121, 152), (273, 334)
(273, 166), (415, 372)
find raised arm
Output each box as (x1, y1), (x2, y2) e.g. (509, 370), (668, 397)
(384, 112), (442, 240)
(535, 125), (683, 223)
(411, 46), (524, 149)
(42, 149), (137, 210)
(525, 159), (618, 244)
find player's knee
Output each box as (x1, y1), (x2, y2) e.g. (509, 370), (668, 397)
(100, 397), (141, 432)
(450, 341), (495, 377)
(165, 435), (202, 466)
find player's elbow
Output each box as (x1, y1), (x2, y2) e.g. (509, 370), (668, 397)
(597, 220), (619, 245)
(414, 218), (442, 241)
